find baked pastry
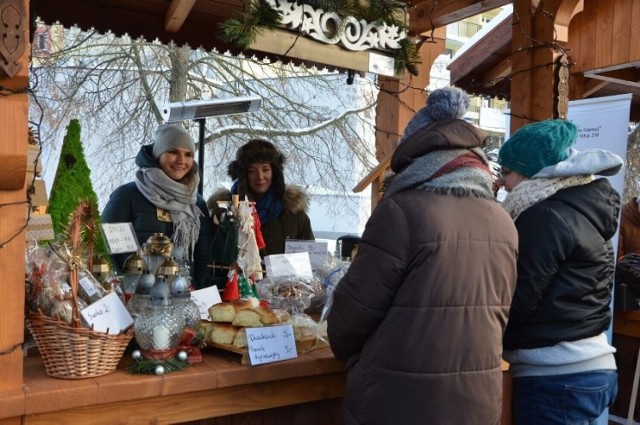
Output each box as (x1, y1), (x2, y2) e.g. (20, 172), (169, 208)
(209, 323), (238, 345)
(198, 321), (214, 341)
(232, 308), (263, 327)
(208, 302), (235, 323)
(232, 328), (247, 349)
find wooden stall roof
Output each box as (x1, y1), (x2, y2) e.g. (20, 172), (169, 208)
(31, 0), (512, 75)
(448, 5), (640, 121)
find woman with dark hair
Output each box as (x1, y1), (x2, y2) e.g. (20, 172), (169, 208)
(102, 124), (214, 289)
(208, 139), (314, 257)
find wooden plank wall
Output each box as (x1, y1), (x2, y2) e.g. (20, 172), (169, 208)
(509, 0), (563, 132)
(0, 0), (29, 397)
(569, 0), (640, 73)
(374, 28), (445, 162)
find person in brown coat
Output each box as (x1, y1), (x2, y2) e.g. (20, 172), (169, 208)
(327, 87), (518, 425)
(618, 197), (640, 259)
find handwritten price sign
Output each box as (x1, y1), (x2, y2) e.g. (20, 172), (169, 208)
(100, 223), (140, 254)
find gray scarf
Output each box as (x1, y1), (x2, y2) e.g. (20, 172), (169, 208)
(135, 168), (202, 260)
(385, 148), (495, 200)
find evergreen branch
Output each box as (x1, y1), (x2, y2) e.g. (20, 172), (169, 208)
(127, 357), (189, 374)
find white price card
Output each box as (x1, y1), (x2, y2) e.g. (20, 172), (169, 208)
(246, 324), (298, 366)
(100, 222), (140, 254)
(190, 285), (223, 320)
(264, 252), (313, 278)
(285, 240), (328, 268)
(81, 292), (133, 335)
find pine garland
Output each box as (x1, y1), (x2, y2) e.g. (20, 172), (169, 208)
(220, 0), (420, 75)
(127, 357), (189, 374)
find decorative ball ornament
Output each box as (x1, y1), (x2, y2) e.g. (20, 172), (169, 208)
(154, 365), (165, 375)
(132, 350), (142, 360)
(177, 351), (188, 362)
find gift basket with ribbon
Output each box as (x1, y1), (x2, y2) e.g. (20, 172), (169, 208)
(26, 201), (133, 379)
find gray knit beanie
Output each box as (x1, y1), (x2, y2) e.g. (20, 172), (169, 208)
(152, 124), (196, 159)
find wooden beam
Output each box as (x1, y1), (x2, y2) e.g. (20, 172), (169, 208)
(410, 0), (511, 35)
(165, 0), (197, 33)
(484, 57), (511, 87)
(581, 77), (610, 98)
(555, 0), (583, 42)
(584, 68), (640, 89)
(250, 28), (395, 76)
(448, 14), (512, 85)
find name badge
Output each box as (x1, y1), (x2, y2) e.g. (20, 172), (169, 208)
(156, 207), (172, 222)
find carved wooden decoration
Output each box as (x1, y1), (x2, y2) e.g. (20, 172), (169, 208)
(555, 53), (569, 120)
(0, 0), (26, 78)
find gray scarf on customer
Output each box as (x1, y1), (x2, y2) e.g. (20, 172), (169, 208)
(135, 168), (202, 260)
(385, 148), (496, 200)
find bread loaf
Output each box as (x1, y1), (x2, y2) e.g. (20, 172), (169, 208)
(232, 308), (263, 327)
(208, 302), (235, 323)
(209, 323), (238, 345)
(232, 328), (247, 348)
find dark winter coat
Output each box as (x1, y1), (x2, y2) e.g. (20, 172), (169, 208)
(207, 185), (314, 257)
(328, 121), (518, 425)
(102, 146), (214, 289)
(618, 197), (640, 259)
(503, 178), (620, 350)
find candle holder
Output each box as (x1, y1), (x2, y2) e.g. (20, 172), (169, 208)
(126, 270), (155, 319)
(133, 276), (184, 360)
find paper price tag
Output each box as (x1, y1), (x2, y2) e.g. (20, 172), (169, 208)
(284, 240), (328, 268)
(246, 324), (298, 366)
(100, 222), (140, 254)
(80, 292), (133, 335)
(190, 285), (223, 320)
(264, 252), (313, 278)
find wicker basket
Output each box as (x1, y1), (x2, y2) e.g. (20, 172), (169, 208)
(26, 201), (133, 379)
(27, 311), (133, 379)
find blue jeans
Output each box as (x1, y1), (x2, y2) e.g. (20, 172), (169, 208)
(513, 371), (618, 425)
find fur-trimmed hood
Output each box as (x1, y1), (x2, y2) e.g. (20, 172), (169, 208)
(207, 184), (310, 217)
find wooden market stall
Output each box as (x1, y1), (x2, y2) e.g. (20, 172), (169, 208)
(4, 1), (640, 424)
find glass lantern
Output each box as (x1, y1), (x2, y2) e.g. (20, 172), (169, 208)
(133, 276), (185, 359)
(170, 275), (201, 331)
(122, 251), (148, 295)
(127, 270), (155, 319)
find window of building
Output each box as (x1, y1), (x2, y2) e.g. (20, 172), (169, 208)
(34, 31), (49, 52)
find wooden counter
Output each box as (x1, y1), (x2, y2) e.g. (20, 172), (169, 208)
(0, 348), (513, 425)
(0, 347), (346, 425)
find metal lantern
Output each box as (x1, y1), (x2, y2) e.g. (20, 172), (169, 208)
(170, 275), (201, 331)
(142, 232), (173, 275)
(133, 276), (185, 359)
(126, 270), (155, 318)
(91, 254), (113, 290)
(156, 256), (180, 284)
(122, 251), (148, 295)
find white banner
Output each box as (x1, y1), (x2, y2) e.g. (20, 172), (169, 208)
(568, 93), (632, 199)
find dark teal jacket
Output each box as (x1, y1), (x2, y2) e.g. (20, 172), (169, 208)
(102, 145), (214, 289)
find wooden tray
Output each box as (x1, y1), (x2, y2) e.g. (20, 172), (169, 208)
(208, 342), (250, 364)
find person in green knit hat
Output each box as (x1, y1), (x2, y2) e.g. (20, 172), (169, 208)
(498, 119), (623, 424)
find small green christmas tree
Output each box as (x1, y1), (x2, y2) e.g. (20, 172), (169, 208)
(48, 119), (109, 258)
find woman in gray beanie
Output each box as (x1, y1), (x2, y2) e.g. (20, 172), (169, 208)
(498, 119), (622, 424)
(102, 124), (214, 289)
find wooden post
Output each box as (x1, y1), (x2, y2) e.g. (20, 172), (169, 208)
(510, 0), (564, 133)
(0, 0), (29, 397)
(374, 27), (446, 162)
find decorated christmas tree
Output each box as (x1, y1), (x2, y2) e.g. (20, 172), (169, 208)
(48, 119), (108, 258)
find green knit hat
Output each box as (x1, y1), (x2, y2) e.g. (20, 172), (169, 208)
(498, 119), (578, 177)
